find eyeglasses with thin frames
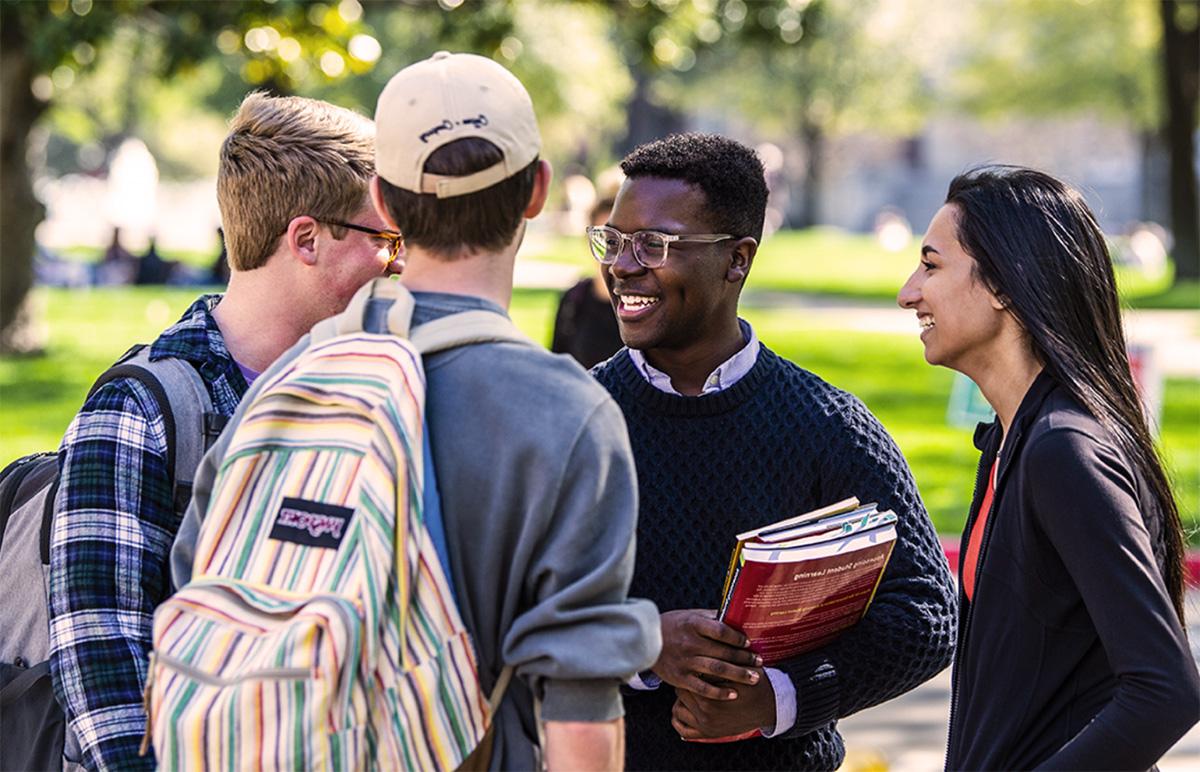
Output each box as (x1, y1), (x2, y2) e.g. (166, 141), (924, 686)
(322, 219), (404, 270)
(586, 225), (733, 270)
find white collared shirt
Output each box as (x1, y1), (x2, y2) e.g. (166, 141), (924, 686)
(628, 319), (760, 396)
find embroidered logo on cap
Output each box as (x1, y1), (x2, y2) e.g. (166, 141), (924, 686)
(269, 497), (355, 549)
(419, 114), (491, 143)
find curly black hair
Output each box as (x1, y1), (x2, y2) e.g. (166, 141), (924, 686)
(619, 132), (768, 242)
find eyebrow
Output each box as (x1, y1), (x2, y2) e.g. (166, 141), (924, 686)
(921, 245), (940, 256)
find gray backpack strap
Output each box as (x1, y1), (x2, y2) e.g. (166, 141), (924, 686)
(95, 347), (216, 516)
(311, 277), (415, 344)
(320, 276), (534, 354)
(138, 355), (214, 514)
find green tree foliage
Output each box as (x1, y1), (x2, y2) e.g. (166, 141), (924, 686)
(661, 0), (930, 225)
(952, 0), (1198, 283)
(2, 0), (647, 351)
(0, 0), (375, 349)
(954, 0), (1161, 126)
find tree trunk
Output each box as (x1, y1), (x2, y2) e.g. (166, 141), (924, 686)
(797, 119), (824, 228)
(617, 66), (687, 157)
(1160, 0), (1199, 282)
(1138, 129), (1171, 225)
(0, 18), (48, 352)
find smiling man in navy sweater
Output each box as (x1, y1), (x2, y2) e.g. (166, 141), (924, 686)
(589, 132), (956, 771)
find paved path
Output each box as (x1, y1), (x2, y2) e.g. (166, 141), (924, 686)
(836, 589), (1200, 771)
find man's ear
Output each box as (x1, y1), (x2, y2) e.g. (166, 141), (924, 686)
(286, 216), (321, 266)
(523, 160), (553, 219)
(370, 176), (401, 231)
(726, 236), (758, 284)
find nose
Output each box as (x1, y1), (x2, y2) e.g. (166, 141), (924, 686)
(608, 239), (647, 279)
(897, 270), (921, 309)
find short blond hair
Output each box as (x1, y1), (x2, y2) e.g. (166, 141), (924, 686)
(217, 92), (375, 271)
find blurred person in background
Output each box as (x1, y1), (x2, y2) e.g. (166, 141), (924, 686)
(898, 165), (1200, 770)
(209, 227), (232, 285)
(48, 92), (398, 771)
(133, 237), (177, 285)
(95, 227), (136, 285)
(551, 192), (623, 368)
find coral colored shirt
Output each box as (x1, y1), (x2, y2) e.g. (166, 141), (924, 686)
(963, 459), (998, 602)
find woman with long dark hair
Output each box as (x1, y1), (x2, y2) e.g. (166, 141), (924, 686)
(898, 165), (1199, 770)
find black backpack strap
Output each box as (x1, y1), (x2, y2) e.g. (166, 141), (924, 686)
(0, 452), (57, 555)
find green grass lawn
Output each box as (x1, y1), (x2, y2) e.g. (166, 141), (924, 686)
(2, 286), (1197, 541)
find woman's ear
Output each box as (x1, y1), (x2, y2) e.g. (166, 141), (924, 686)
(726, 237), (758, 284)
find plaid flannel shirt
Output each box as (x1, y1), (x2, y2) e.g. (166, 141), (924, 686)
(48, 295), (249, 772)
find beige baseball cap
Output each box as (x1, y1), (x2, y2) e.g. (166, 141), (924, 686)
(374, 51), (541, 199)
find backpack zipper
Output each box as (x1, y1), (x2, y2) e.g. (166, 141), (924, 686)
(143, 583), (362, 755)
(152, 653), (312, 685)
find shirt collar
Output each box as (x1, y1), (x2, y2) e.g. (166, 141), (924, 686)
(410, 290), (508, 326)
(147, 293), (248, 395)
(148, 294), (231, 367)
(629, 319), (759, 396)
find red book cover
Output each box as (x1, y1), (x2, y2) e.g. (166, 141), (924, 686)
(721, 528), (895, 665)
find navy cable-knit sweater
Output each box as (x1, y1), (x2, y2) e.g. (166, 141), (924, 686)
(593, 346), (956, 771)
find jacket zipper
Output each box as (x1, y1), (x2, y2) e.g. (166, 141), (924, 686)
(945, 443), (998, 766)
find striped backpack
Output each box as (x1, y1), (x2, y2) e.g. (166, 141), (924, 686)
(146, 278), (530, 770)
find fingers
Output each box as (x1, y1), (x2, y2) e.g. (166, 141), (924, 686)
(690, 613), (752, 650)
(656, 609), (764, 692)
(713, 644), (762, 669)
(692, 657), (761, 687)
(664, 611), (762, 665)
(681, 673), (738, 701)
(671, 700), (703, 741)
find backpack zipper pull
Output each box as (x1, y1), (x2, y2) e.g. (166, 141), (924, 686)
(139, 652), (156, 757)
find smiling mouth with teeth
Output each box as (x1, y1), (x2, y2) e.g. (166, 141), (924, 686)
(620, 295), (660, 310)
(919, 317), (935, 330)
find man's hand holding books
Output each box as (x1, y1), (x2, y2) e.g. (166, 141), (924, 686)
(671, 667), (777, 742)
(652, 609), (775, 742)
(657, 498), (898, 743)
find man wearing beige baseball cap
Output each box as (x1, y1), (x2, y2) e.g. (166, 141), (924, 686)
(369, 52), (661, 770)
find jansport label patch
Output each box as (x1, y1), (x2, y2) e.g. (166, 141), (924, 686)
(269, 497), (354, 548)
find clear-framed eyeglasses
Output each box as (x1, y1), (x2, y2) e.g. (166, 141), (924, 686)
(586, 225), (733, 270)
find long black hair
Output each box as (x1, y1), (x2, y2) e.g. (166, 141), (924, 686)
(946, 165), (1187, 624)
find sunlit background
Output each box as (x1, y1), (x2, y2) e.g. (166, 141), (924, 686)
(1, 0), (1197, 544)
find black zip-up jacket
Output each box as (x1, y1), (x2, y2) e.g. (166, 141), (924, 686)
(946, 371), (1199, 771)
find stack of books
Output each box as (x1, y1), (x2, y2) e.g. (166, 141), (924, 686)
(718, 497), (897, 666)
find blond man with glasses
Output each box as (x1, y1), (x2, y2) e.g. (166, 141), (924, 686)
(47, 93), (394, 772)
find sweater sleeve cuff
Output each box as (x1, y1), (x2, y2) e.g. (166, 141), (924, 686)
(778, 651), (840, 738)
(539, 678), (625, 723)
